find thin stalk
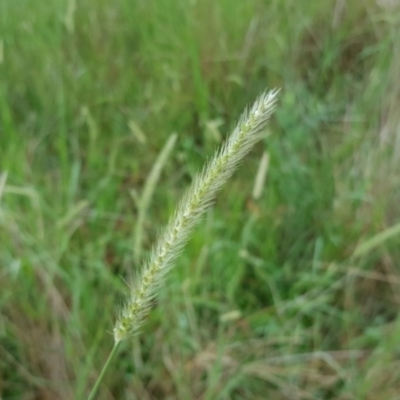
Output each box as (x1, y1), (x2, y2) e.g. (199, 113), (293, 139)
(87, 340), (121, 400)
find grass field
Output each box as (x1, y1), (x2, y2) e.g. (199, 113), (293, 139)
(1, 0), (400, 399)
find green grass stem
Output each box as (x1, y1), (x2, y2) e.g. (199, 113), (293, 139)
(87, 341), (121, 400)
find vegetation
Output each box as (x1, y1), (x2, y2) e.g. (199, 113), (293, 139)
(1, 0), (400, 399)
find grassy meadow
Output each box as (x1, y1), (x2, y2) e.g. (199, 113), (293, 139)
(1, 0), (400, 399)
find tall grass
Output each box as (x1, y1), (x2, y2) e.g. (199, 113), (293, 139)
(88, 89), (278, 399)
(1, 1), (400, 399)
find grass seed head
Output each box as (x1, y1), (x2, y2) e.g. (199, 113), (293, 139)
(114, 89), (279, 343)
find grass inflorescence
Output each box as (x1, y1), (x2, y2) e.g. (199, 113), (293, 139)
(114, 90), (278, 343)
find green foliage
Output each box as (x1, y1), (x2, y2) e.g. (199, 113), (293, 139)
(1, 0), (400, 399)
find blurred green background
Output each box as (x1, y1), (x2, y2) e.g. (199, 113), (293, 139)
(1, 0), (400, 399)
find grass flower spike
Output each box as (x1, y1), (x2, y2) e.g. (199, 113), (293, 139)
(114, 89), (279, 342)
(87, 89), (279, 399)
